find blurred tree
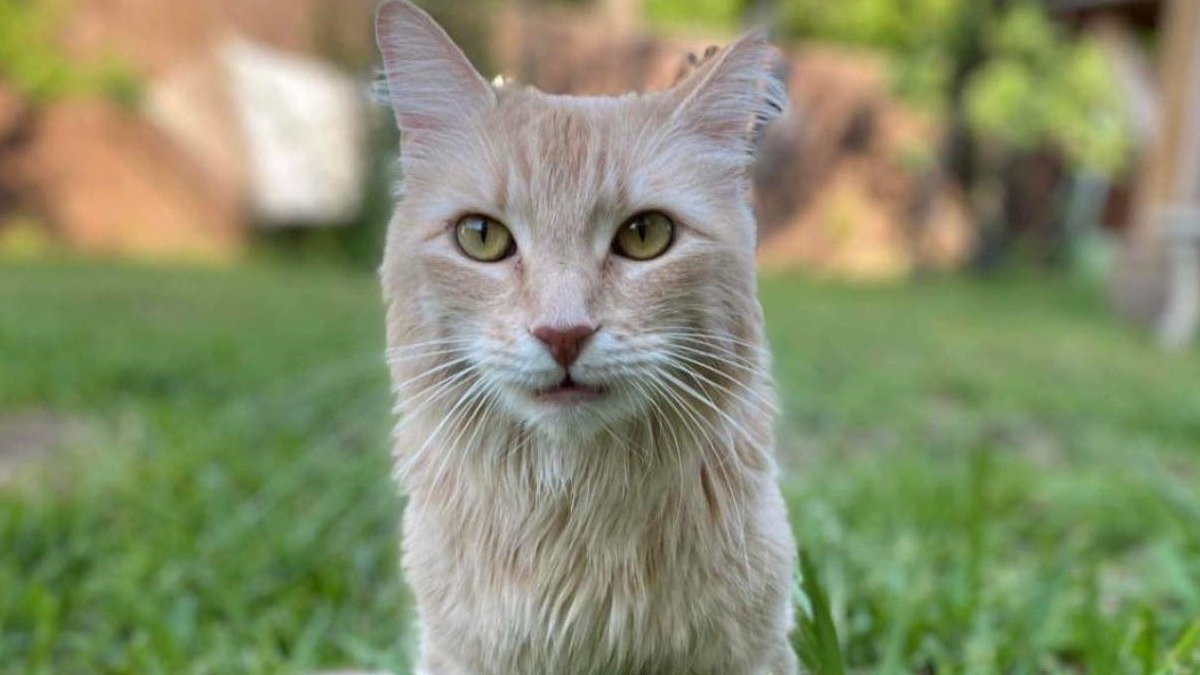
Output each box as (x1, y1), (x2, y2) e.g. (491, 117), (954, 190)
(966, 4), (1129, 175)
(0, 0), (77, 102)
(0, 0), (139, 105)
(781, 0), (1130, 268)
(645, 0), (750, 30)
(777, 0), (1128, 175)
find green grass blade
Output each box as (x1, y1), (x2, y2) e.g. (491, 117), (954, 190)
(796, 550), (847, 675)
(1157, 620), (1200, 675)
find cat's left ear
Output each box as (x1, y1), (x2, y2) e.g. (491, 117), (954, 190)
(667, 33), (786, 165)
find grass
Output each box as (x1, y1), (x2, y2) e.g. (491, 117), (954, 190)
(1, 261), (1198, 674)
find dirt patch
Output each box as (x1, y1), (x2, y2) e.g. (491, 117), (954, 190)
(0, 410), (79, 486)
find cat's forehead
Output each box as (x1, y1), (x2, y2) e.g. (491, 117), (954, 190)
(477, 88), (671, 231)
(491, 88), (663, 168)
(495, 86), (658, 132)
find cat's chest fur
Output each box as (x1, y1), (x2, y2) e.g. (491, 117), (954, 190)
(400, 442), (793, 675)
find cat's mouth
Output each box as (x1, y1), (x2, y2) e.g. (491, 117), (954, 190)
(533, 375), (604, 403)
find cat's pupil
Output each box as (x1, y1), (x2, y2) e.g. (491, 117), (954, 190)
(476, 221), (488, 243)
(635, 219), (646, 241)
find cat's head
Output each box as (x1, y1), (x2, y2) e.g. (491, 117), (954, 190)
(377, 0), (783, 442)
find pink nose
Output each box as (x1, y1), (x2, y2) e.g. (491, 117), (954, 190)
(531, 324), (597, 367)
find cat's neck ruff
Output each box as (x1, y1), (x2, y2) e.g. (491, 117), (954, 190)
(394, 396), (775, 511)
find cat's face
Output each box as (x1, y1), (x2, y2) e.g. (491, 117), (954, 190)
(377, 1), (782, 440)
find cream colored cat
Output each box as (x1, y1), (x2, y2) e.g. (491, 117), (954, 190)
(375, 2), (797, 673)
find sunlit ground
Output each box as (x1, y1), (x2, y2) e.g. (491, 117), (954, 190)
(1, 262), (1198, 674)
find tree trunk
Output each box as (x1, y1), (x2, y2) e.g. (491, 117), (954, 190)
(1111, 0), (1200, 348)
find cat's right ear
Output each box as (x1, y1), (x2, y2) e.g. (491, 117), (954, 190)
(375, 0), (495, 146)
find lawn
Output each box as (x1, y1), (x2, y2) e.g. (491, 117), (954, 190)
(1, 261), (1198, 675)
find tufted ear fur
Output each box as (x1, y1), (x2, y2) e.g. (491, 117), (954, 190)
(667, 33), (786, 165)
(375, 0), (495, 152)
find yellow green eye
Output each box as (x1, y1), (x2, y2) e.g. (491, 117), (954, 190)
(613, 212), (674, 260)
(455, 215), (515, 262)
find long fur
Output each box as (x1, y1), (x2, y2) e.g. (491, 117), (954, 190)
(375, 2), (797, 674)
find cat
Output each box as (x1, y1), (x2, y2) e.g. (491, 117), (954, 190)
(375, 2), (798, 674)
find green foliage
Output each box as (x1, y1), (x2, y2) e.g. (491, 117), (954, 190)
(644, 0), (745, 32)
(779, 0), (960, 53)
(0, 0), (141, 104)
(777, 0), (960, 115)
(774, 0), (1131, 175)
(1, 264), (1199, 672)
(0, 0), (75, 101)
(966, 5), (1129, 175)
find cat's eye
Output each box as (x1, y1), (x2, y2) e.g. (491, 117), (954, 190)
(454, 215), (515, 262)
(612, 212), (674, 261)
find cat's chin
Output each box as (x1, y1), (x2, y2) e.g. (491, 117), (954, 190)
(532, 377), (605, 404)
(502, 381), (627, 440)
(522, 387), (608, 420)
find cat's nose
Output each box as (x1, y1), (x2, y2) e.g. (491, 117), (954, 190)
(531, 323), (597, 368)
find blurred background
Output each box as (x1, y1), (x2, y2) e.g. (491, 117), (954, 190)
(1, 0), (1198, 673)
